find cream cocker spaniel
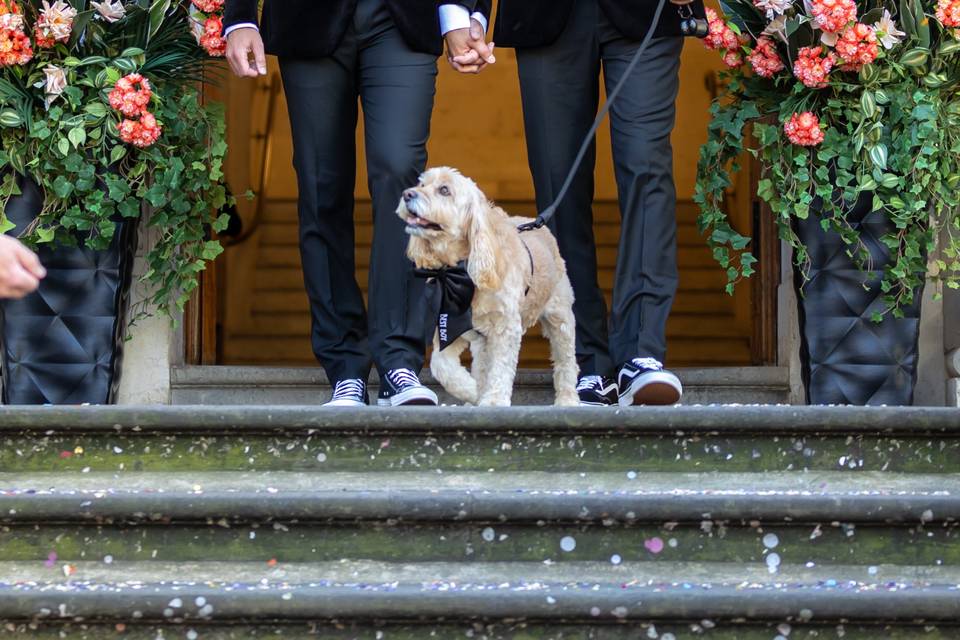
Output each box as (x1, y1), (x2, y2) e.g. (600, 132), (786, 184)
(399, 167), (579, 406)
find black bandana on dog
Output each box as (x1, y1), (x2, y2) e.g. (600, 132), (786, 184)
(415, 262), (475, 351)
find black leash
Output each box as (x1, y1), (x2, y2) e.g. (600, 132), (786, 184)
(517, 0), (671, 233)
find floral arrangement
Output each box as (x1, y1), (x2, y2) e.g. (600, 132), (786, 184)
(0, 0), (231, 315)
(694, 0), (960, 317)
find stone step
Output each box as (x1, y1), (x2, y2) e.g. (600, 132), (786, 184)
(0, 471), (956, 525)
(1, 623), (957, 639)
(1, 406), (957, 474)
(0, 561), (959, 623)
(170, 366), (793, 405)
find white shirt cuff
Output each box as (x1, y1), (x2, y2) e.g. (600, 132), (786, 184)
(224, 22), (258, 38)
(438, 4), (488, 36)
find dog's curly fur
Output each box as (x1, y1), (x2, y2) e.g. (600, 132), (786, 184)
(399, 167), (579, 406)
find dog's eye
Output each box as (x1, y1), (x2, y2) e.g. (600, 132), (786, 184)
(438, 185), (451, 197)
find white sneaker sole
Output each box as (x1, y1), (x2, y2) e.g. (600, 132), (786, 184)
(619, 371), (682, 406)
(377, 387), (439, 407)
(323, 399), (367, 408)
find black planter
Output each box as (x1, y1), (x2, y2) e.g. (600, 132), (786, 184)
(0, 176), (138, 405)
(793, 195), (923, 406)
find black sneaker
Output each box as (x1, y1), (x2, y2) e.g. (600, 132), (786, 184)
(617, 357), (682, 406)
(324, 378), (368, 407)
(576, 375), (619, 406)
(377, 368), (438, 407)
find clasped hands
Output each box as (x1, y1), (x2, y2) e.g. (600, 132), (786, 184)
(443, 0), (695, 74)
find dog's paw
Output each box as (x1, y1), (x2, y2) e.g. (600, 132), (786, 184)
(554, 394), (580, 407)
(478, 396), (512, 407)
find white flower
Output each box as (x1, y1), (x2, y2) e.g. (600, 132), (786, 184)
(0, 12), (24, 31)
(754, 0), (793, 20)
(873, 9), (905, 49)
(820, 30), (839, 46)
(90, 1), (126, 23)
(763, 14), (790, 42)
(37, 1), (78, 42)
(43, 64), (67, 109)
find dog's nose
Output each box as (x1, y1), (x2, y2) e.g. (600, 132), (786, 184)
(403, 189), (417, 203)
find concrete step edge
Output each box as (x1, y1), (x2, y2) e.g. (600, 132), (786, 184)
(1, 471), (956, 523)
(1, 406), (958, 435)
(171, 366), (792, 389)
(1, 560), (959, 622)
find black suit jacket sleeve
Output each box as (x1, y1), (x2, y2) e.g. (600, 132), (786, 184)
(223, 0), (258, 29)
(224, 1), (492, 31)
(222, 1), (491, 58)
(458, 0), (492, 20)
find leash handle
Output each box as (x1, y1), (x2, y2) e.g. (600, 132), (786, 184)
(518, 0), (670, 233)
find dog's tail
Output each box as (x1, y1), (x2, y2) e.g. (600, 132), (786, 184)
(430, 332), (478, 405)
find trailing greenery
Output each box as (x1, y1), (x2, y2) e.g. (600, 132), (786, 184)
(0, 0), (230, 316)
(694, 0), (960, 318)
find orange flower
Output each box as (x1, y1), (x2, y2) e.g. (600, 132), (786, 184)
(937, 0), (960, 27)
(0, 26), (31, 66)
(748, 36), (785, 78)
(200, 14), (225, 57)
(118, 111), (162, 148)
(835, 23), (879, 71)
(784, 112), (825, 146)
(793, 45), (836, 88)
(108, 73), (153, 117)
(810, 0), (857, 33)
(191, 0), (224, 12)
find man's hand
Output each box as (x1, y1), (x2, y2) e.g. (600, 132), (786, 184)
(226, 28), (267, 78)
(445, 18), (496, 74)
(0, 235), (45, 299)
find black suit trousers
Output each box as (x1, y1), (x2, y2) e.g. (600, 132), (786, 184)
(278, 0), (437, 383)
(516, 0), (682, 376)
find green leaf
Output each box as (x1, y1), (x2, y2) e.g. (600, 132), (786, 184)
(67, 126), (86, 148)
(868, 144), (888, 170)
(940, 39), (960, 56)
(860, 92), (877, 119)
(899, 48), (929, 68)
(110, 145), (127, 164)
(57, 137), (70, 157)
(148, 0), (173, 43)
(0, 108), (21, 127)
(84, 102), (107, 118)
(36, 227), (55, 243)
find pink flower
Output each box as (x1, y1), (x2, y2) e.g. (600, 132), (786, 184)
(809, 0), (857, 33)
(704, 7), (740, 51)
(835, 23), (879, 71)
(108, 73), (153, 118)
(793, 45), (836, 88)
(191, 0), (224, 12)
(748, 36), (785, 78)
(723, 49), (744, 68)
(784, 112), (825, 146)
(937, 0), (960, 27)
(200, 14), (225, 57)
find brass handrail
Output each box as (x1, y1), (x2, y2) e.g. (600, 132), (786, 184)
(222, 73), (282, 247)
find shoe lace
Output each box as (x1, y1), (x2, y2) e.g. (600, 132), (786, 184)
(332, 379), (364, 400)
(632, 357), (664, 371)
(387, 368), (420, 389)
(577, 375), (604, 391)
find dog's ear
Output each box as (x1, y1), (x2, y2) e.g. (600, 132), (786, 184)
(466, 193), (502, 291)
